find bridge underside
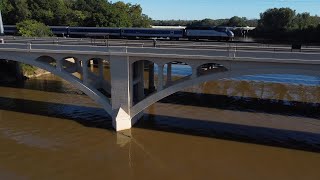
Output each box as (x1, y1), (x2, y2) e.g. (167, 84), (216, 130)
(1, 50), (320, 131)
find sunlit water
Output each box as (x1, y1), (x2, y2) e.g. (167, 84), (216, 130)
(0, 65), (320, 180)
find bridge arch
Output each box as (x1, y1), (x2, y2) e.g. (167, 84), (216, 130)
(130, 62), (320, 117)
(0, 54), (113, 116)
(35, 55), (57, 67)
(162, 61), (193, 86)
(196, 62), (228, 77)
(86, 57), (112, 96)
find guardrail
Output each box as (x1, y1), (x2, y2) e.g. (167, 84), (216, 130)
(1, 43), (320, 63)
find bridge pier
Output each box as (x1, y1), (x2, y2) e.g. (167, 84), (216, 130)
(82, 60), (89, 86)
(14, 62), (23, 80)
(98, 60), (104, 82)
(157, 64), (164, 91)
(110, 55), (144, 131)
(56, 59), (63, 71)
(148, 62), (156, 93)
(133, 61), (145, 104)
(167, 62), (172, 85)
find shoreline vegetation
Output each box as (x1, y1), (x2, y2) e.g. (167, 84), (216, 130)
(0, 62), (50, 83)
(20, 64), (51, 79)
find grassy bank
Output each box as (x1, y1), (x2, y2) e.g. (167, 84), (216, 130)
(20, 64), (38, 76)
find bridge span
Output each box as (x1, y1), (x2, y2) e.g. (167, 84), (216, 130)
(0, 43), (320, 131)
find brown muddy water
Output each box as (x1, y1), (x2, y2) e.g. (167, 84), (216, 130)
(0, 67), (320, 180)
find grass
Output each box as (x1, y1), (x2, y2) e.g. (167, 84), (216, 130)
(20, 63), (38, 76)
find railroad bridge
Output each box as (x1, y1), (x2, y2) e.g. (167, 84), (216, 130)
(0, 43), (320, 131)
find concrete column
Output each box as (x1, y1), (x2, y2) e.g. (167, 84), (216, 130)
(110, 55), (140, 131)
(167, 62), (172, 84)
(137, 61), (145, 101)
(148, 62), (155, 93)
(75, 59), (81, 72)
(56, 59), (63, 71)
(83, 60), (89, 86)
(14, 62), (23, 80)
(98, 59), (104, 81)
(192, 66), (198, 79)
(157, 64), (164, 91)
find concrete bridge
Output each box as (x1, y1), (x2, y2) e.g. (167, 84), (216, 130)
(0, 43), (320, 131)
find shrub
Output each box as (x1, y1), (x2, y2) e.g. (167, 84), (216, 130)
(17, 20), (53, 37)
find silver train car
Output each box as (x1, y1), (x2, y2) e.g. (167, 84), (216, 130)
(3, 25), (234, 41)
(121, 28), (183, 40)
(186, 26), (234, 41)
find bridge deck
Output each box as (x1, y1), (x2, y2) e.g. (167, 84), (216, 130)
(0, 43), (320, 65)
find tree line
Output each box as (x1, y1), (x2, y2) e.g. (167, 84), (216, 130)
(153, 8), (320, 42)
(1, 1), (319, 42)
(153, 17), (258, 28)
(0, 0), (151, 27)
(254, 8), (320, 42)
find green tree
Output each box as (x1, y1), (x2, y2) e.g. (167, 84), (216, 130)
(227, 16), (247, 27)
(294, 13), (320, 30)
(259, 8), (296, 31)
(17, 20), (53, 37)
(129, 4), (151, 27)
(187, 18), (216, 28)
(1, 0), (30, 24)
(109, 2), (132, 27)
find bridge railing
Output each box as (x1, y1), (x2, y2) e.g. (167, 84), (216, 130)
(1, 43), (320, 63)
(0, 43), (127, 54)
(126, 46), (320, 62)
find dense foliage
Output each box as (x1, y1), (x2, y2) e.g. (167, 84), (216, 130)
(254, 8), (320, 42)
(0, 0), (151, 27)
(17, 20), (53, 37)
(153, 17), (258, 28)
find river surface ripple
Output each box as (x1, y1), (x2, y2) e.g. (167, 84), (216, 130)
(0, 71), (320, 180)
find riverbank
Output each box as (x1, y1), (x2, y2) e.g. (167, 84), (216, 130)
(23, 68), (51, 79)
(0, 62), (51, 82)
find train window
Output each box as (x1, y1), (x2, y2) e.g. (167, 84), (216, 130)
(186, 26), (214, 30)
(213, 27), (227, 32)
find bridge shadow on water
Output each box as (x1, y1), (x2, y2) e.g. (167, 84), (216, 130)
(159, 91), (320, 119)
(0, 90), (320, 153)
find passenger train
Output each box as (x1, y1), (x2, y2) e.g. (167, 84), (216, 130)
(3, 25), (234, 41)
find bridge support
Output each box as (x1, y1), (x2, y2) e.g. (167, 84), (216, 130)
(167, 62), (172, 85)
(148, 62), (156, 93)
(14, 62), (23, 80)
(110, 55), (144, 131)
(83, 60), (89, 86)
(157, 64), (164, 91)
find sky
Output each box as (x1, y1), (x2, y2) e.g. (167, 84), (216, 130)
(119, 0), (320, 20)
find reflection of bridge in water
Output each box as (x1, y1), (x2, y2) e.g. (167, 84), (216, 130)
(0, 43), (320, 131)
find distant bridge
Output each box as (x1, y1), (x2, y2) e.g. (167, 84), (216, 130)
(0, 43), (320, 131)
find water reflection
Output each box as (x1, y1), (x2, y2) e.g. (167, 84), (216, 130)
(192, 79), (320, 104)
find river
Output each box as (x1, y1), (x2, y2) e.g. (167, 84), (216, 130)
(0, 65), (320, 180)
